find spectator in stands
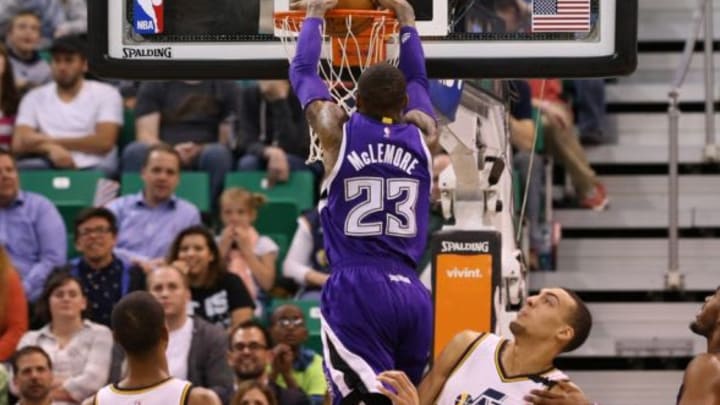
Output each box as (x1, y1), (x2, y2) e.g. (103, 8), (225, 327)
(122, 80), (236, 203)
(282, 207), (329, 301)
(11, 35), (123, 177)
(218, 187), (278, 314)
(167, 225), (254, 329)
(145, 265), (235, 404)
(507, 80), (547, 269)
(570, 79), (610, 145)
(0, 245), (27, 362)
(417, 153), (451, 289)
(0, 149), (66, 302)
(10, 346), (54, 405)
(268, 305), (326, 405)
(0, 44), (19, 151)
(54, 0), (87, 38)
(235, 80), (315, 185)
(17, 271), (113, 405)
(0, 1), (65, 49)
(107, 143), (201, 266)
(232, 381), (278, 405)
(227, 321), (310, 405)
(529, 79), (608, 210)
(5, 10), (51, 94)
(54, 207), (145, 327)
(0, 363), (7, 405)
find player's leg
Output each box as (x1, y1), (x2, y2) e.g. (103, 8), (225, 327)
(393, 278), (432, 385)
(320, 266), (430, 404)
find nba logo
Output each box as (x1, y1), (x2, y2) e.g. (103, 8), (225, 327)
(133, 0), (164, 35)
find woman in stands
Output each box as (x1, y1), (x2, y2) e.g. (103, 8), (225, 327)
(167, 225), (255, 329)
(217, 187), (279, 316)
(0, 44), (19, 150)
(17, 271), (113, 405)
(232, 380), (278, 405)
(0, 245), (27, 362)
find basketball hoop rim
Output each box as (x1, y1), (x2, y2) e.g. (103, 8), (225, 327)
(273, 9), (397, 33)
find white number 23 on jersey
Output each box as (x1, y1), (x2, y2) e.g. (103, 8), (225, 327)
(344, 177), (419, 237)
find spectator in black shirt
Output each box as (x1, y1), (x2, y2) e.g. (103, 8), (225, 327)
(55, 207), (145, 327)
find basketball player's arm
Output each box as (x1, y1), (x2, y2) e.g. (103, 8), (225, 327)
(678, 354), (720, 405)
(417, 331), (483, 405)
(376, 0), (438, 152)
(188, 386), (223, 405)
(289, 0), (347, 159)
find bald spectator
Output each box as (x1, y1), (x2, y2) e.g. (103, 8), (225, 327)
(107, 143), (201, 266)
(0, 149), (66, 302)
(145, 265), (235, 404)
(269, 305), (326, 405)
(11, 35), (122, 177)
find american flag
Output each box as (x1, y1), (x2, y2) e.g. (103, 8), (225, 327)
(531, 0), (591, 33)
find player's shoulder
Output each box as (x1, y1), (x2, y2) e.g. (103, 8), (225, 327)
(80, 395), (96, 405)
(444, 330), (491, 358)
(187, 386), (221, 405)
(686, 353), (720, 377)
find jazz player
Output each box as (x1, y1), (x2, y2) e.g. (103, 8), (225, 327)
(84, 291), (220, 405)
(289, 0), (437, 402)
(376, 288), (592, 405)
(676, 287), (720, 404)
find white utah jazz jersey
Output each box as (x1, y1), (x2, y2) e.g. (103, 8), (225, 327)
(94, 377), (192, 405)
(435, 333), (568, 405)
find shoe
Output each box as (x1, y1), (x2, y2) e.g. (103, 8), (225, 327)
(580, 130), (607, 146)
(579, 183), (609, 211)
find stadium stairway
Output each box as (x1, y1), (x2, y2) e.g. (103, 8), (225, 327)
(528, 0), (720, 403)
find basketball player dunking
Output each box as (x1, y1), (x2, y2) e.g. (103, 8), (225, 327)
(375, 288), (594, 405)
(289, 0), (437, 403)
(84, 291), (220, 405)
(677, 287), (720, 404)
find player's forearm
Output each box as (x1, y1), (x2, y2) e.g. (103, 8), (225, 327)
(289, 17), (332, 110)
(398, 26), (435, 119)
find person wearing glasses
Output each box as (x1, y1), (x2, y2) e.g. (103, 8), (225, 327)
(268, 304), (327, 405)
(227, 320), (310, 405)
(56, 207), (146, 327)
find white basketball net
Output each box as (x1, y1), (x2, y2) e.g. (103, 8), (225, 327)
(274, 11), (400, 163)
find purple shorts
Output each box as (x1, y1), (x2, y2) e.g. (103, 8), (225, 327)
(320, 264), (432, 404)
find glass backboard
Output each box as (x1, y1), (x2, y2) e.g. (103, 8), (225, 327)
(88, 0), (637, 79)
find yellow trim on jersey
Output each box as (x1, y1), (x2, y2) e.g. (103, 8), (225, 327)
(447, 333), (490, 381)
(431, 333), (489, 405)
(109, 377), (174, 395)
(179, 382), (192, 405)
(494, 339), (558, 383)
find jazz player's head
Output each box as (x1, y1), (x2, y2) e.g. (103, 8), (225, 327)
(509, 288), (592, 354)
(690, 287), (720, 338)
(355, 62), (408, 123)
(111, 291), (169, 359)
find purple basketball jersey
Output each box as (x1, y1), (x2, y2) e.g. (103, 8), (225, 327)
(319, 112), (432, 269)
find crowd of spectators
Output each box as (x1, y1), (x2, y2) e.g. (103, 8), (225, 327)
(0, 2), (612, 404)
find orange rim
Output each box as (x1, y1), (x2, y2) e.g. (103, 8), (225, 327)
(273, 9), (397, 32)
